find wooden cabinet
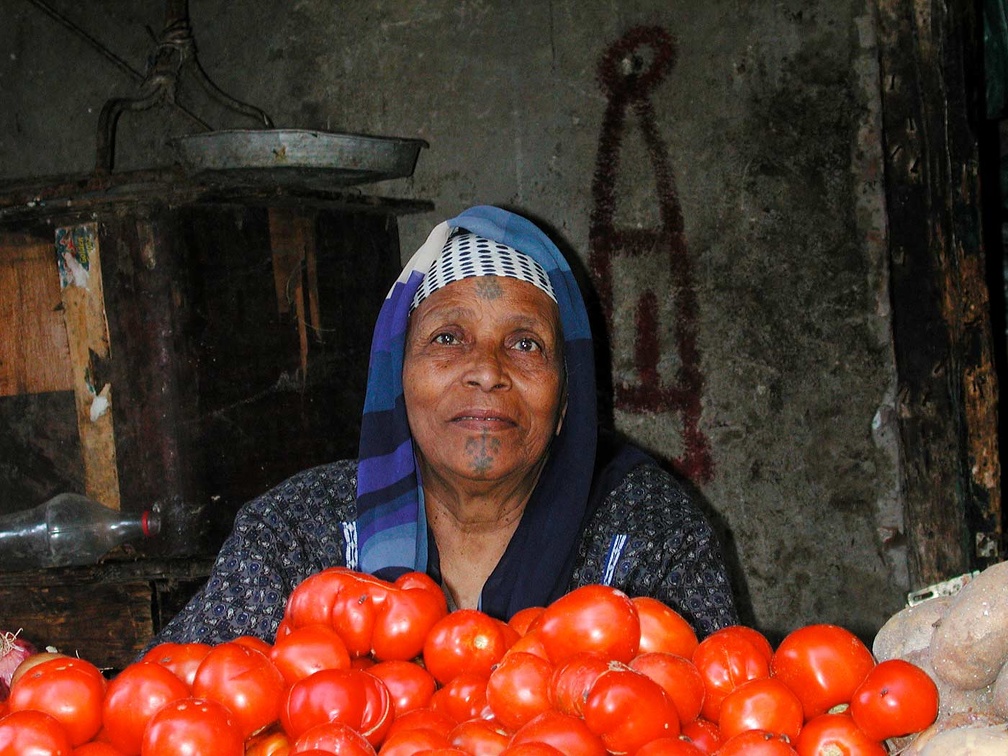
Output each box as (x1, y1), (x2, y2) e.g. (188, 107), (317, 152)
(0, 169), (430, 665)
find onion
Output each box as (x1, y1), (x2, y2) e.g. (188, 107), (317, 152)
(0, 629), (37, 696)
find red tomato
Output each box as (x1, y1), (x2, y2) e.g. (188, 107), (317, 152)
(423, 609), (514, 684)
(282, 668), (366, 739)
(692, 627), (770, 722)
(141, 641), (212, 687)
(770, 624), (875, 720)
(793, 712), (886, 756)
(509, 606), (545, 635)
(371, 571), (450, 662)
(72, 742), (127, 756)
(536, 585), (640, 665)
(848, 658), (938, 741)
(367, 659), (437, 715)
(284, 567), (365, 626)
(498, 621), (522, 649)
(191, 640), (286, 739)
(281, 668), (391, 745)
(429, 671), (492, 724)
(244, 725), (293, 756)
(633, 597), (699, 658)
(234, 634), (274, 656)
(504, 630), (549, 660)
(142, 697), (244, 756)
(636, 737), (706, 755)
(7, 655), (106, 746)
(713, 729), (798, 755)
(0, 709), (74, 754)
(508, 710), (608, 756)
(717, 677), (804, 742)
(393, 570), (448, 605)
(379, 728), (452, 756)
(276, 617), (294, 641)
(449, 718), (510, 754)
(358, 671), (395, 746)
(269, 622), (352, 686)
(717, 626), (774, 663)
(500, 745), (564, 756)
(486, 651), (555, 731)
(549, 654), (611, 718)
(630, 652), (706, 723)
(291, 720), (377, 755)
(680, 718), (722, 754)
(582, 666), (681, 753)
(383, 706), (456, 741)
(311, 569), (444, 662)
(284, 568), (378, 656)
(352, 656), (377, 670)
(101, 660), (190, 754)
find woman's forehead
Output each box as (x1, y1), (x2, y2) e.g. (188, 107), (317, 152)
(410, 231), (557, 314)
(411, 275), (562, 327)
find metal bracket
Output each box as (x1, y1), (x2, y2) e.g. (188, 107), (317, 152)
(95, 1), (273, 174)
(906, 570), (981, 606)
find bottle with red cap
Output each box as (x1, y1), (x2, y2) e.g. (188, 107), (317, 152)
(0, 493), (160, 571)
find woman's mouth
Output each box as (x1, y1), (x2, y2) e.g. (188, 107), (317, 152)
(451, 411), (515, 430)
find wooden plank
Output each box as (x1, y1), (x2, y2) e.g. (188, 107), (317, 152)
(876, 0), (1002, 584)
(0, 167), (433, 227)
(1, 580), (154, 670)
(305, 230), (322, 342)
(0, 560), (213, 670)
(268, 206), (306, 316)
(269, 208), (319, 379)
(0, 232), (73, 396)
(55, 223), (121, 510)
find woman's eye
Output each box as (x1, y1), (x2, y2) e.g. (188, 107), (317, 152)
(433, 332), (459, 345)
(514, 336), (542, 352)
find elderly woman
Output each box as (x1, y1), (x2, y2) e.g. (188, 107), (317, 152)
(153, 205), (737, 645)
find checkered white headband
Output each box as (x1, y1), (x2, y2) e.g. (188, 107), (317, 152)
(409, 231), (558, 313)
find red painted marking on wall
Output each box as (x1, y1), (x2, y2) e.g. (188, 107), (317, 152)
(589, 26), (714, 483)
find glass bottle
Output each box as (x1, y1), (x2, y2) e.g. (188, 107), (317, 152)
(0, 493), (161, 571)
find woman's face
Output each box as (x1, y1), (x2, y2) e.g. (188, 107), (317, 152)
(403, 275), (566, 491)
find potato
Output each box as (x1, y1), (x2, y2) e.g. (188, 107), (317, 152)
(992, 657), (1008, 720)
(917, 724), (1008, 755)
(930, 561), (1008, 690)
(872, 595), (951, 662)
(897, 713), (1005, 755)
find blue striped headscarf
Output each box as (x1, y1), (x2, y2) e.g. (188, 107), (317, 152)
(355, 205), (598, 619)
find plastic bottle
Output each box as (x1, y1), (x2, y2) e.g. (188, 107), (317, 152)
(0, 493), (161, 571)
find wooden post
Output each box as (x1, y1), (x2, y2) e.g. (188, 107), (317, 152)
(876, 0), (1002, 586)
(55, 222), (121, 510)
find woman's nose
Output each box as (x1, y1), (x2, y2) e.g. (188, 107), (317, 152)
(463, 344), (511, 390)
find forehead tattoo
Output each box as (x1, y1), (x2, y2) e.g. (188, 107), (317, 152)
(475, 277), (504, 300)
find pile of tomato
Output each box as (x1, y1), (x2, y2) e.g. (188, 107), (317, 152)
(0, 566), (939, 755)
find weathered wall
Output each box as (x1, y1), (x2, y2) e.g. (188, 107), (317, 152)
(0, 0), (909, 641)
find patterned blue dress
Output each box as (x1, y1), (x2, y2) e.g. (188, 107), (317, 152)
(152, 455), (738, 647)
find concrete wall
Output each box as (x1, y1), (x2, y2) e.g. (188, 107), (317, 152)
(1, 0), (909, 641)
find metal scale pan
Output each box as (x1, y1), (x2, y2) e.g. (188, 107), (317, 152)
(170, 129), (429, 187)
